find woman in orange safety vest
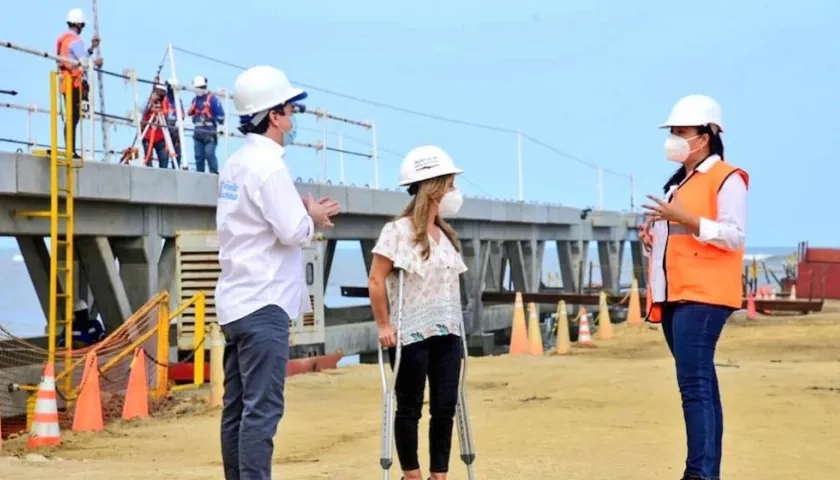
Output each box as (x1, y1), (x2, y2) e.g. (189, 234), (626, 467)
(641, 94), (748, 480)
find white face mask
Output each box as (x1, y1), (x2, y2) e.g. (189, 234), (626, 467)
(438, 189), (463, 217)
(664, 134), (702, 163)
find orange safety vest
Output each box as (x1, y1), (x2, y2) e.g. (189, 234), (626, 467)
(646, 160), (749, 323)
(56, 31), (83, 93)
(188, 93), (214, 119)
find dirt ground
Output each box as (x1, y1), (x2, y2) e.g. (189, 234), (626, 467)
(2, 309), (839, 480)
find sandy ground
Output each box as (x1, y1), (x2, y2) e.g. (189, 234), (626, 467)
(2, 309), (839, 480)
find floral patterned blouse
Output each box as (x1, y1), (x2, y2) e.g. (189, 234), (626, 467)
(372, 217), (468, 346)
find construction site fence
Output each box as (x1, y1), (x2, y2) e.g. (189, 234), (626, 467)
(1, 40), (381, 186)
(0, 290), (207, 439)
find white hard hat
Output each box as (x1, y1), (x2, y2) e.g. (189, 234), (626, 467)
(399, 145), (463, 187)
(193, 75), (208, 88)
(233, 65), (307, 116)
(659, 94), (724, 132)
(67, 8), (86, 24)
(74, 299), (88, 312)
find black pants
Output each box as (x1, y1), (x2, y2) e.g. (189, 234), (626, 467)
(388, 334), (462, 473)
(62, 81), (88, 155)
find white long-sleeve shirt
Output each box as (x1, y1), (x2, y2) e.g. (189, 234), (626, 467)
(215, 133), (314, 325)
(649, 154), (747, 303)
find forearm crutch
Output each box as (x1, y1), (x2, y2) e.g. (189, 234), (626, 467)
(455, 316), (477, 480)
(378, 268), (405, 480)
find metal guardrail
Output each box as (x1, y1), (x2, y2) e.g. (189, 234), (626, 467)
(1, 40), (381, 185)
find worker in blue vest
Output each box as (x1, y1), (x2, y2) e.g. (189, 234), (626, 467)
(57, 300), (106, 348)
(188, 75), (225, 174)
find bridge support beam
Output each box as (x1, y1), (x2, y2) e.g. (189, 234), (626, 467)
(556, 238), (588, 293)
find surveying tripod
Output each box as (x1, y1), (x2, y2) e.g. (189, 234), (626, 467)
(120, 109), (186, 169)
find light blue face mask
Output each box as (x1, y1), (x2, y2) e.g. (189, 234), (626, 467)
(284, 116), (298, 145)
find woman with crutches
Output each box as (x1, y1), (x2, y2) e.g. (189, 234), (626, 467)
(369, 145), (475, 480)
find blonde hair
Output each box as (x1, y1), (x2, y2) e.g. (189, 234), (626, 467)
(398, 175), (461, 260)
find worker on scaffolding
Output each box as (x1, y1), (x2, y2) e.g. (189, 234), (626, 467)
(57, 300), (106, 349)
(56, 8), (104, 158)
(164, 78), (186, 162)
(215, 65), (340, 479)
(141, 84), (173, 168)
(188, 75), (225, 174)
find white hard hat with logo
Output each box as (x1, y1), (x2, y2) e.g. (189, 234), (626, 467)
(193, 76), (208, 88)
(67, 8), (86, 24)
(399, 145), (463, 186)
(74, 299), (88, 312)
(233, 66), (307, 116)
(659, 94), (724, 133)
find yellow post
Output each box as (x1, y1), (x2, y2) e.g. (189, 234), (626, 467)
(47, 71), (59, 367)
(193, 292), (206, 386)
(61, 74), (76, 398)
(208, 323), (225, 407)
(155, 293), (171, 399)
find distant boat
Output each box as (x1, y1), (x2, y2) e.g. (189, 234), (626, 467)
(12, 254), (23, 262)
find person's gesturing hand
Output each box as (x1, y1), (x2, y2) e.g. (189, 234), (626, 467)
(304, 193), (341, 228)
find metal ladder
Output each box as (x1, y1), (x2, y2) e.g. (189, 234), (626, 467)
(15, 71), (81, 398)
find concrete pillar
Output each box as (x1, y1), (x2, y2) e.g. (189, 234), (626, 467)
(359, 239), (376, 276)
(76, 236), (133, 330)
(597, 239), (623, 293)
(459, 238), (494, 355)
(503, 241), (528, 293)
(521, 239), (545, 293)
(112, 235), (162, 313)
(323, 239), (337, 293)
(483, 241), (504, 291)
(16, 235), (57, 323)
(629, 240), (648, 289)
(556, 239), (588, 293)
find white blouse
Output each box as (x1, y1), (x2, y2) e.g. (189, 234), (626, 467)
(372, 217), (468, 346)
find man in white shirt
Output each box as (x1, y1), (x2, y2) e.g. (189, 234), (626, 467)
(215, 65), (340, 480)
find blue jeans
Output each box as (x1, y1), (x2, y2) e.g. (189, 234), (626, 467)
(220, 305), (290, 480)
(194, 135), (219, 174)
(661, 302), (732, 480)
(142, 139), (169, 168)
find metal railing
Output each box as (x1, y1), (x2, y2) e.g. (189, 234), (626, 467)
(1, 40), (382, 186)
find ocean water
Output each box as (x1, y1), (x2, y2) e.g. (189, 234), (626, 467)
(0, 242), (795, 339)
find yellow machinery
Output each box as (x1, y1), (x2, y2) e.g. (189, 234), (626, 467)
(16, 73), (82, 397)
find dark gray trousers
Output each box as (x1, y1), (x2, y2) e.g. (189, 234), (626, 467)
(220, 304), (290, 480)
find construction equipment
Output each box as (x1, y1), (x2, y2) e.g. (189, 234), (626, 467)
(172, 230), (327, 364)
(376, 269), (477, 479)
(120, 107), (181, 169)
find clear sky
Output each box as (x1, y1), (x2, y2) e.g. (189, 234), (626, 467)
(2, 0), (839, 247)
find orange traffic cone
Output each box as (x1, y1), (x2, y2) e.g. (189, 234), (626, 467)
(626, 277), (643, 326)
(72, 351), (104, 432)
(577, 308), (594, 346)
(554, 300), (571, 355)
(597, 291), (614, 340)
(509, 292), (530, 355)
(27, 362), (61, 448)
(122, 348), (149, 421)
(526, 303), (544, 355)
(746, 292), (757, 320)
